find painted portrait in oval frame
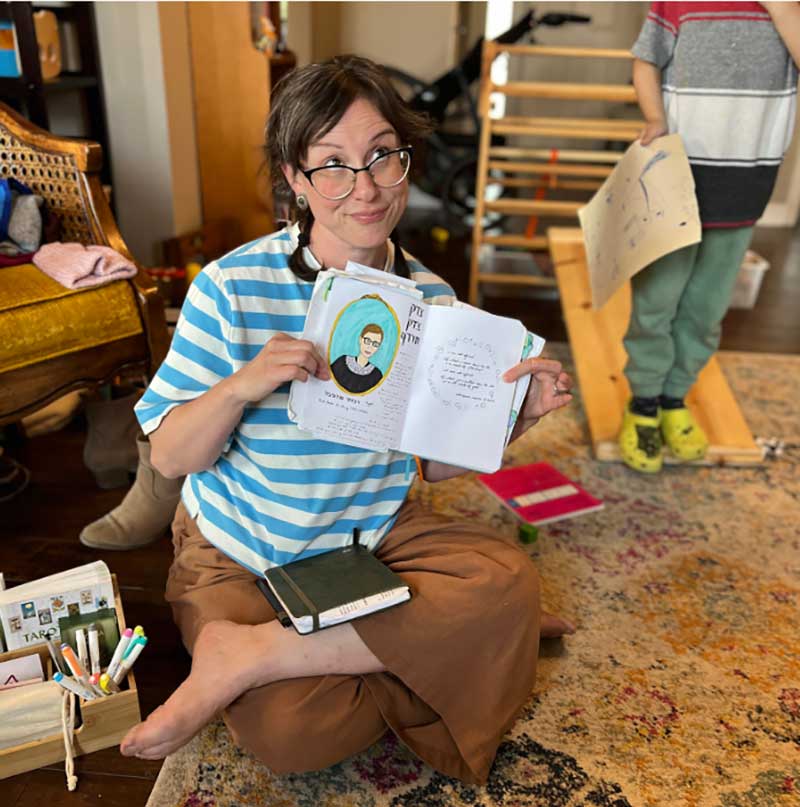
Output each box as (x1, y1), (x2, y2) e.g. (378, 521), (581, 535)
(328, 294), (400, 396)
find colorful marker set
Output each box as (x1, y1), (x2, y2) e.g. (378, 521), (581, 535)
(52, 624), (147, 701)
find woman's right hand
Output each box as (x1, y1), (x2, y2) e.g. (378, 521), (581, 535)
(229, 333), (331, 404)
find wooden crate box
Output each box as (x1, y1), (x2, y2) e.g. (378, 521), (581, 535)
(0, 575), (141, 779)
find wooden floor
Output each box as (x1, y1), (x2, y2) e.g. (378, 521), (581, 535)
(2, 221), (799, 806)
(2, 422), (191, 806)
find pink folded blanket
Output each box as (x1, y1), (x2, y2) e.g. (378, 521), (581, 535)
(33, 242), (137, 289)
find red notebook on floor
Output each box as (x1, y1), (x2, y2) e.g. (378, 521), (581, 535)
(478, 462), (604, 526)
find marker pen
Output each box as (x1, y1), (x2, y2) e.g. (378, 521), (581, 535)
(99, 673), (121, 694)
(60, 642), (89, 683)
(75, 628), (89, 670)
(45, 636), (65, 675)
(54, 672), (96, 700)
(88, 673), (108, 697)
(122, 635), (146, 660)
(113, 636), (147, 685)
(106, 628), (133, 680)
(87, 623), (101, 676)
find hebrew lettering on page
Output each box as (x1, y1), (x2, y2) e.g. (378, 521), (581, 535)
(289, 273), (425, 452)
(578, 134), (701, 309)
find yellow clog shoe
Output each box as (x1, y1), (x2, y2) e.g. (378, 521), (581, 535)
(660, 407), (708, 461)
(619, 406), (663, 473)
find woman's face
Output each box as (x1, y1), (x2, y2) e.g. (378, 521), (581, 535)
(284, 98), (409, 261)
(359, 330), (382, 360)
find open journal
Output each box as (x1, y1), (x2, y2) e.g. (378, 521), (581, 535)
(288, 261), (544, 473)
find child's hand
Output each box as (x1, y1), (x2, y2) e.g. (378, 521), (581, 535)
(639, 119), (668, 146)
(761, 2), (791, 19)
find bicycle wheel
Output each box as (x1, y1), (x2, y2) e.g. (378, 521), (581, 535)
(441, 156), (506, 230)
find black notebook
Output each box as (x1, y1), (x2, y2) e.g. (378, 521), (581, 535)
(258, 530), (410, 635)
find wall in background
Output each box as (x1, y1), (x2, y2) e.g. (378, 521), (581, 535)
(287, 1), (458, 78)
(337, 2), (458, 80)
(760, 104), (800, 227)
(285, 2), (312, 67)
(94, 2), (173, 265)
(95, 2), (272, 263)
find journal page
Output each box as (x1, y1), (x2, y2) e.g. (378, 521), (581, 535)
(398, 305), (528, 473)
(290, 271), (427, 451)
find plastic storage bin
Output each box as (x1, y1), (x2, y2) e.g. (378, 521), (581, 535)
(729, 250), (769, 309)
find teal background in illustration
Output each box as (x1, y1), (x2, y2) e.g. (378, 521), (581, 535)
(329, 296), (399, 375)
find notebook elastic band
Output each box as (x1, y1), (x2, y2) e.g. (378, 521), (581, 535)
(276, 567), (321, 632)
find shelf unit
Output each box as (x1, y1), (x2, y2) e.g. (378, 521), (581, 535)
(0, 1), (110, 184)
(468, 41), (641, 305)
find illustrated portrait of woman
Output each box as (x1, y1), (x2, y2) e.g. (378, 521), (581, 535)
(328, 295), (399, 395)
(331, 324), (385, 393)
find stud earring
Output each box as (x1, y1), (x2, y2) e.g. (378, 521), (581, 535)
(296, 194), (308, 210)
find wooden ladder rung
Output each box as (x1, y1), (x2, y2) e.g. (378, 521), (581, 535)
(488, 160), (614, 178)
(491, 121), (637, 141)
(494, 81), (638, 103)
(501, 115), (643, 132)
(484, 199), (582, 217)
(481, 234), (549, 250)
(488, 146), (623, 163)
(497, 177), (603, 191)
(476, 273), (558, 288)
(486, 43), (634, 60)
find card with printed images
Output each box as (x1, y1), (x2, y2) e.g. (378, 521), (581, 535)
(0, 562), (116, 651)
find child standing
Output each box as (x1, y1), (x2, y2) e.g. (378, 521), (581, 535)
(620, 2), (800, 472)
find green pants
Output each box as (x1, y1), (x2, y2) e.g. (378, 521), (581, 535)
(623, 226), (753, 399)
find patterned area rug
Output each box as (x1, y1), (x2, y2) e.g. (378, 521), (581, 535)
(146, 348), (800, 807)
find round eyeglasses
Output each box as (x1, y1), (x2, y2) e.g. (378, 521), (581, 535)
(301, 147), (413, 201)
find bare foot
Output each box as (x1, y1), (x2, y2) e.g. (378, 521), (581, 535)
(120, 620), (264, 759)
(541, 611), (576, 638)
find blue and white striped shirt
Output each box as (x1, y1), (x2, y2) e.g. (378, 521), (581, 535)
(135, 224), (455, 573)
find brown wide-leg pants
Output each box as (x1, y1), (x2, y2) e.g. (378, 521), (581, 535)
(165, 499), (541, 784)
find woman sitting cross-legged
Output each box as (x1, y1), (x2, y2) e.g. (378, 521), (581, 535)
(119, 54), (575, 785)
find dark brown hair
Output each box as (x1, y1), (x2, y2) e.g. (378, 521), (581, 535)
(266, 54), (431, 281)
(360, 323), (384, 340)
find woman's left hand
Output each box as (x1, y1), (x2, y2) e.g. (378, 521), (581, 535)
(503, 357), (573, 438)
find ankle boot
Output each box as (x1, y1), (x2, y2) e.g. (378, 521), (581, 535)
(79, 434), (184, 550)
(83, 391), (142, 488)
